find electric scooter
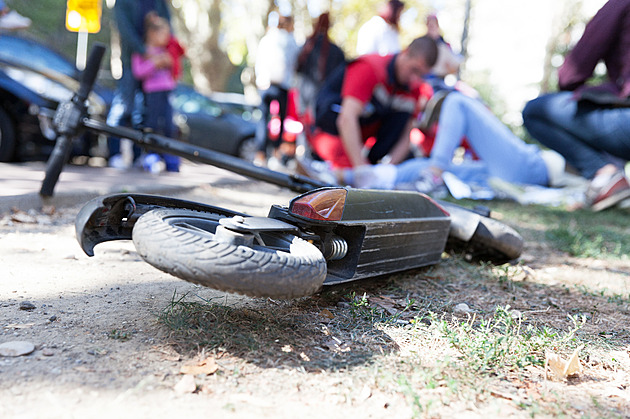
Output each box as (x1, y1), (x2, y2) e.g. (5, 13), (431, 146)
(40, 44), (523, 299)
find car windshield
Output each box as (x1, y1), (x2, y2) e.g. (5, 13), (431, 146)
(171, 86), (223, 117)
(0, 35), (77, 77)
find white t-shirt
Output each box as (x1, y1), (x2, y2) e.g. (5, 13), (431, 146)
(255, 27), (300, 90)
(356, 16), (401, 56)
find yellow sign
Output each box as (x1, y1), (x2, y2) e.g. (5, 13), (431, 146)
(66, 0), (102, 33)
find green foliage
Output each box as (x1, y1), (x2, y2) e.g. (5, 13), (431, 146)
(436, 306), (585, 373)
(329, 0), (432, 60)
(108, 329), (132, 341)
(10, 0), (113, 69)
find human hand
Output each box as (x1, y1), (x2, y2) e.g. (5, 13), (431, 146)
(151, 52), (172, 69)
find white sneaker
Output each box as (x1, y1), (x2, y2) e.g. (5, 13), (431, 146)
(0, 10), (31, 30)
(540, 149), (566, 187)
(108, 154), (131, 170)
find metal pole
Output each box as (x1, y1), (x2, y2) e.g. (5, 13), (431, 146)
(76, 29), (89, 70)
(460, 0), (471, 60)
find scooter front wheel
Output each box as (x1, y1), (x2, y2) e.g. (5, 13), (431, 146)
(132, 208), (327, 299)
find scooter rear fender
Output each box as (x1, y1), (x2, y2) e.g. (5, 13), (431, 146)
(75, 193), (246, 256)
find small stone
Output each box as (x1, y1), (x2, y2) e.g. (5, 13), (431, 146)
(0, 341), (36, 357)
(453, 303), (474, 314)
(49, 315), (57, 322)
(19, 302), (36, 311)
(42, 348), (55, 356)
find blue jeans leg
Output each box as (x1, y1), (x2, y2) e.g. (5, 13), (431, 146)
(523, 92), (630, 179)
(144, 91), (179, 171)
(106, 67), (141, 157)
(431, 92), (548, 185)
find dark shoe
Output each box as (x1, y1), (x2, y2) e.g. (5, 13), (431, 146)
(586, 171), (630, 211)
(416, 90), (450, 132)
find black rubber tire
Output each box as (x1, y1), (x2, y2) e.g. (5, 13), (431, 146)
(40, 135), (73, 197)
(132, 208), (327, 299)
(447, 214), (523, 263)
(237, 136), (258, 161)
(0, 107), (16, 162)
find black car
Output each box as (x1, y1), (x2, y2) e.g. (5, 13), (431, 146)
(0, 34), (111, 162)
(0, 33), (259, 163)
(170, 84), (260, 161)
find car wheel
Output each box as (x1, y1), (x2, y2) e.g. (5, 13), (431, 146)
(237, 136), (258, 162)
(0, 107), (16, 162)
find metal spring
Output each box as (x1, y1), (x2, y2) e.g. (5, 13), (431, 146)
(328, 236), (348, 260)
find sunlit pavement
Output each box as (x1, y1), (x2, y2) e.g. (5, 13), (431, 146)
(0, 160), (249, 214)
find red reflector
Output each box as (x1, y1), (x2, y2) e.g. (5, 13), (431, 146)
(289, 189), (347, 221)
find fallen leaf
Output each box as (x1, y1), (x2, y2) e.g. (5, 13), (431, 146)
(4, 323), (35, 329)
(180, 357), (218, 376)
(318, 309), (334, 319)
(545, 345), (583, 380)
(11, 212), (37, 224)
(369, 296), (399, 315)
(323, 338), (351, 352)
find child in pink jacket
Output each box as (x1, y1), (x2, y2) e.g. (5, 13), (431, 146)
(132, 12), (180, 172)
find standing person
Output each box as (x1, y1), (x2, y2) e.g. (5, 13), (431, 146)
(131, 12), (180, 173)
(254, 14), (300, 167)
(425, 13), (462, 80)
(522, 0), (630, 211)
(296, 12), (345, 119)
(312, 35), (438, 184)
(356, 0), (405, 56)
(107, 0), (171, 169)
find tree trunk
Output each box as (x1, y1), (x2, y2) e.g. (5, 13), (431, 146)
(171, 0), (235, 93)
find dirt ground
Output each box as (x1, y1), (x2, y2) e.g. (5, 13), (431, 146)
(1, 181), (629, 418)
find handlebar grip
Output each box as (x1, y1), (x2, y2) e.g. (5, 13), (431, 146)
(76, 43), (106, 103)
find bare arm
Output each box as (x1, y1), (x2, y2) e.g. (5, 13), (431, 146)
(336, 96), (369, 168)
(388, 118), (413, 165)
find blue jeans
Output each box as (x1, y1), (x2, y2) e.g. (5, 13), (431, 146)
(144, 90), (179, 171)
(106, 65), (143, 157)
(523, 92), (630, 179)
(401, 92), (548, 186)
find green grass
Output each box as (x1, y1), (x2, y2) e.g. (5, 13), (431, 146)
(154, 199), (630, 418)
(434, 306), (585, 373)
(453, 199), (630, 259)
(545, 223), (629, 258)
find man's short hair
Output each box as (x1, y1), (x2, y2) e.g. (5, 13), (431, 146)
(406, 36), (439, 67)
